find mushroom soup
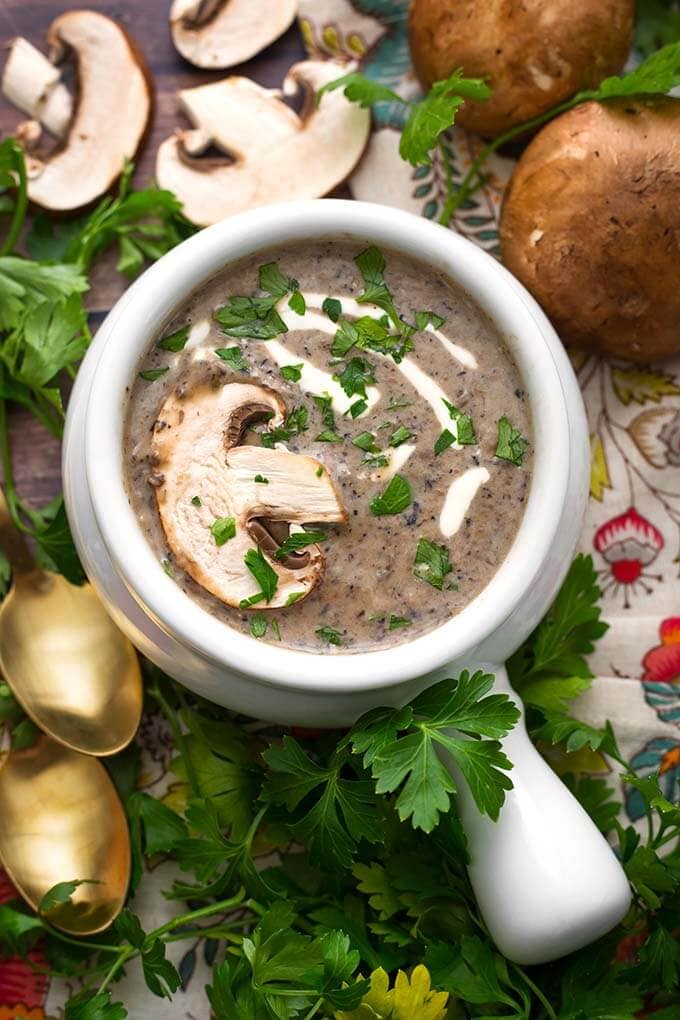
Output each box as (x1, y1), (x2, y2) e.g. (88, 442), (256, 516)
(123, 240), (531, 652)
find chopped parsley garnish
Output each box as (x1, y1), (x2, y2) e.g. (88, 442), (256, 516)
(214, 297), (288, 340)
(215, 346), (249, 372)
(285, 591), (305, 607)
(352, 431), (379, 453)
(414, 537), (454, 590)
(191, 495), (201, 507)
(322, 296), (342, 322)
(388, 615), (412, 630)
(495, 416), (528, 466)
(161, 558), (173, 577)
(254, 474), (268, 484)
(288, 290), (306, 315)
(315, 626), (343, 646)
(335, 356), (376, 399)
(348, 399), (368, 418)
(250, 613), (268, 639)
(315, 465), (324, 477)
(275, 530), (326, 559)
(243, 547), (278, 604)
(415, 310), (445, 331)
(370, 474), (412, 516)
(271, 619), (281, 641)
(280, 363), (303, 382)
(434, 429), (456, 456)
(157, 324), (190, 351)
(259, 261), (298, 299)
(211, 516), (236, 546)
(331, 319), (358, 358)
(354, 246), (399, 325)
(316, 430), (343, 443)
(386, 396), (413, 411)
(443, 399), (476, 445)
(389, 425), (413, 448)
(261, 405), (309, 447)
(313, 393), (335, 430)
(139, 367), (169, 381)
(363, 453), (390, 469)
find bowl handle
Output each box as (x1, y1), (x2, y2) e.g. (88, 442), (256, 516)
(444, 663), (631, 965)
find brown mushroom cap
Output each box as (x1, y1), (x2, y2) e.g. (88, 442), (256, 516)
(500, 97), (680, 363)
(408, 0), (634, 138)
(170, 0), (298, 70)
(151, 380), (348, 610)
(155, 60), (371, 226)
(4, 11), (151, 212)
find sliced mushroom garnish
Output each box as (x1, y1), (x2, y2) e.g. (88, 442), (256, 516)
(2, 37), (73, 139)
(2, 12), (151, 212)
(151, 380), (348, 610)
(170, 0), (298, 69)
(155, 60), (371, 226)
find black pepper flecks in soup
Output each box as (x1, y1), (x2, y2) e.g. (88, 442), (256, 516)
(123, 239), (531, 653)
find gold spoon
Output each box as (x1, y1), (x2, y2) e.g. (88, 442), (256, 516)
(0, 487), (142, 756)
(0, 733), (130, 934)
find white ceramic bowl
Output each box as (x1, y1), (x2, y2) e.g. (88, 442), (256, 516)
(63, 199), (630, 965)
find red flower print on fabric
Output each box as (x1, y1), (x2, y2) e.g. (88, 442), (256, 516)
(594, 507), (664, 607)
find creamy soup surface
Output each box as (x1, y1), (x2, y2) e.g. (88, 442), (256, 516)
(123, 239), (532, 653)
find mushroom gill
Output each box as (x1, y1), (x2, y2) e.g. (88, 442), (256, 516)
(151, 380), (348, 610)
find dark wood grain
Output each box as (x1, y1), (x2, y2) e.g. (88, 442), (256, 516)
(0, 0), (307, 507)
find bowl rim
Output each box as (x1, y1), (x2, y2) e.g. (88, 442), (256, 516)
(84, 199), (573, 692)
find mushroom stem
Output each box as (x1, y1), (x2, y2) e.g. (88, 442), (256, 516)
(2, 37), (73, 138)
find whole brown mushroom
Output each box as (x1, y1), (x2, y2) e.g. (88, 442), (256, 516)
(408, 0), (634, 138)
(500, 97), (680, 363)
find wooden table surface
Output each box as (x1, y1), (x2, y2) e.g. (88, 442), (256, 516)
(0, 0), (307, 507)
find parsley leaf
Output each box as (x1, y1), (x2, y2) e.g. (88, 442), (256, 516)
(587, 39), (680, 99)
(414, 538), (453, 590)
(351, 671), (519, 829)
(348, 398), (368, 418)
(215, 297), (288, 340)
(389, 425), (413, 447)
(322, 296), (342, 322)
(157, 325), (189, 352)
(442, 399), (477, 445)
(400, 71), (492, 166)
(352, 430), (380, 453)
(262, 737), (380, 867)
(243, 547), (278, 604)
(39, 879), (100, 916)
(434, 429), (456, 456)
(354, 246), (399, 323)
(388, 615), (412, 630)
(288, 290), (306, 315)
(335, 356), (376, 399)
(64, 989), (128, 1019)
(215, 346), (249, 372)
(370, 474), (412, 516)
(139, 367), (169, 382)
(261, 405), (308, 447)
(495, 415), (528, 465)
(280, 362), (303, 382)
(275, 530), (326, 558)
(316, 625), (343, 646)
(415, 310), (445, 331)
(250, 614), (268, 638)
(211, 517), (236, 546)
(258, 261), (297, 299)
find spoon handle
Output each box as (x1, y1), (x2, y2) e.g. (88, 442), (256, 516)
(0, 486), (36, 577)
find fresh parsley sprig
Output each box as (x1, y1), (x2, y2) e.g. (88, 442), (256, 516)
(322, 41), (680, 226)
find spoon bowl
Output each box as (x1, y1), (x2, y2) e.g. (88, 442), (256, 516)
(0, 734), (130, 935)
(0, 490), (142, 756)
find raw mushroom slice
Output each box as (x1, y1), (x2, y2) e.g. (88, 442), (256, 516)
(2, 37), (73, 139)
(170, 0), (298, 70)
(151, 380), (348, 610)
(155, 60), (371, 226)
(2, 11), (152, 212)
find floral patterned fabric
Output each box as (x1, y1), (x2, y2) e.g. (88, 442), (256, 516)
(2, 3), (679, 1016)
